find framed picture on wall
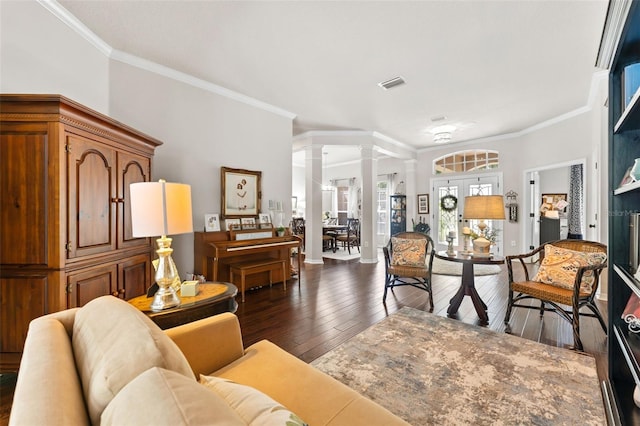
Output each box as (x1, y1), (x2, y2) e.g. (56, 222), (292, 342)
(221, 167), (261, 219)
(541, 193), (568, 212)
(417, 194), (429, 214)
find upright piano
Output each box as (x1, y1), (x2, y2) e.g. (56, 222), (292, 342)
(193, 231), (302, 289)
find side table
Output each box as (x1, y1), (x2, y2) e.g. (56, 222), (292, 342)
(128, 282), (238, 329)
(434, 251), (504, 324)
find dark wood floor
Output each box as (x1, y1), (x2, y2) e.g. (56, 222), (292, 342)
(0, 254), (608, 425)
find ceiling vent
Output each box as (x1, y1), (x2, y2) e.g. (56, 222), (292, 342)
(378, 76), (406, 90)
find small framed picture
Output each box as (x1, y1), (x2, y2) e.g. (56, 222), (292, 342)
(241, 217), (257, 229)
(204, 213), (220, 232)
(417, 194), (429, 214)
(225, 218), (241, 231)
(258, 213), (271, 224)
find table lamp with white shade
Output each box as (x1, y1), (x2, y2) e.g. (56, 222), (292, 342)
(462, 195), (505, 257)
(130, 180), (193, 311)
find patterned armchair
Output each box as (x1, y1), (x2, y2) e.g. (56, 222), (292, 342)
(383, 232), (435, 312)
(504, 239), (608, 351)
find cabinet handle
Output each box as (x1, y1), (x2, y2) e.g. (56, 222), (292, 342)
(111, 197), (124, 203)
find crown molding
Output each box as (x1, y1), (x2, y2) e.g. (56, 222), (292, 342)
(40, 0), (296, 120)
(595, 0), (633, 69)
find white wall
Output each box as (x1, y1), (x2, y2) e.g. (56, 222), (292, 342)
(0, 1), (110, 111)
(1, 1), (294, 277)
(416, 108), (604, 256)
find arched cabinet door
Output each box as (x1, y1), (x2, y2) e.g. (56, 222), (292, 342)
(118, 152), (151, 250)
(66, 133), (117, 259)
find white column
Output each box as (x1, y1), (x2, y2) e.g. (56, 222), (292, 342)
(360, 145), (378, 263)
(304, 144), (324, 264)
(405, 159), (418, 232)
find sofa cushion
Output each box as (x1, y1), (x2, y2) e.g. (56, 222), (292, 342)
(200, 374), (308, 425)
(213, 340), (410, 425)
(391, 237), (427, 267)
(102, 367), (245, 425)
(533, 245), (607, 293)
(72, 296), (194, 424)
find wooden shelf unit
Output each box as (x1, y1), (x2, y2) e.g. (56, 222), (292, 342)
(607, 1), (640, 423)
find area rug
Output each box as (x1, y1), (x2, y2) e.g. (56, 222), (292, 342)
(431, 256), (501, 276)
(311, 307), (604, 425)
(322, 250), (360, 261)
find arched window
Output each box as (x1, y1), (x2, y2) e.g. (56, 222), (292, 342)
(433, 150), (499, 174)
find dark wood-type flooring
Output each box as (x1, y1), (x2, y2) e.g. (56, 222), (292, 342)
(0, 254), (608, 425)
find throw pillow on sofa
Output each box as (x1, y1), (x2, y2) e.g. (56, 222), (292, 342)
(200, 374), (308, 426)
(102, 367), (245, 425)
(72, 296), (195, 424)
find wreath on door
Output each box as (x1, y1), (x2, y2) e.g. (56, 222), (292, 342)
(440, 194), (458, 212)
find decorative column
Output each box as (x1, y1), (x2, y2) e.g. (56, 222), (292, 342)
(304, 144), (325, 264)
(360, 145), (378, 263)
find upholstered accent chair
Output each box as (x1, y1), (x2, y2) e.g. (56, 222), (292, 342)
(383, 232), (435, 311)
(504, 239), (608, 351)
(336, 218), (360, 254)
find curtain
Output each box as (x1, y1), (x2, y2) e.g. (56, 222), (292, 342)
(348, 177), (360, 218)
(568, 164), (584, 240)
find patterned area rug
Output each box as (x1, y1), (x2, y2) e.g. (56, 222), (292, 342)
(431, 257), (501, 276)
(311, 307), (604, 425)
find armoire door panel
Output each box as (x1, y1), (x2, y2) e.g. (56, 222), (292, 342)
(67, 134), (117, 259)
(67, 264), (117, 308)
(0, 276), (48, 352)
(0, 128), (49, 265)
(118, 152), (151, 249)
(118, 253), (151, 300)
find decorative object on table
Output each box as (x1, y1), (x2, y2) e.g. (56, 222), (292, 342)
(276, 226), (286, 237)
(221, 166), (261, 218)
(623, 62), (640, 108)
(446, 230), (456, 255)
(631, 158), (640, 182)
(417, 193), (429, 214)
(504, 190), (518, 222)
(180, 280), (200, 297)
(463, 195), (505, 257)
(130, 180), (193, 311)
(412, 217), (430, 234)
(440, 194), (457, 212)
(462, 226), (472, 255)
(204, 213), (220, 232)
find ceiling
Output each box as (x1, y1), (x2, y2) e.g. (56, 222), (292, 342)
(57, 1), (609, 165)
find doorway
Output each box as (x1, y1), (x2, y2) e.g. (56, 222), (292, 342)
(431, 173), (503, 254)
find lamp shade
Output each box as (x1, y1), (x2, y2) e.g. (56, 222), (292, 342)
(463, 195), (506, 220)
(130, 181), (193, 237)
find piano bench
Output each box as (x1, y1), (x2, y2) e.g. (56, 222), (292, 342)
(229, 259), (288, 302)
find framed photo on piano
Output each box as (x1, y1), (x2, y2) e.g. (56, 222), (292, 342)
(221, 167), (262, 219)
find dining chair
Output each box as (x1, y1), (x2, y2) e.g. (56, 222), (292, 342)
(336, 218), (360, 254)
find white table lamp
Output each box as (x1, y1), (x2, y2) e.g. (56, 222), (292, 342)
(130, 180), (193, 311)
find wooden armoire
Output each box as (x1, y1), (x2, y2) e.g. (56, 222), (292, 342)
(0, 94), (162, 371)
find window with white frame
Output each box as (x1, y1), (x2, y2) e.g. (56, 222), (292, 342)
(433, 150), (499, 174)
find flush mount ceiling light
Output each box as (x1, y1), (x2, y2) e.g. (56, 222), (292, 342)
(378, 76), (406, 90)
(433, 132), (452, 144)
(430, 124), (457, 144)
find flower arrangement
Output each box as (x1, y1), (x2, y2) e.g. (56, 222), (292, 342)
(468, 227), (499, 244)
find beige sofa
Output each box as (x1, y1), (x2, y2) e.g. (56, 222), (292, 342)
(9, 295), (408, 425)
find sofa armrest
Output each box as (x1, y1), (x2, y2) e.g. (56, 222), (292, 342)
(164, 312), (244, 377)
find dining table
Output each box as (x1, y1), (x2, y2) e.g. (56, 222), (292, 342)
(322, 224), (347, 252)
